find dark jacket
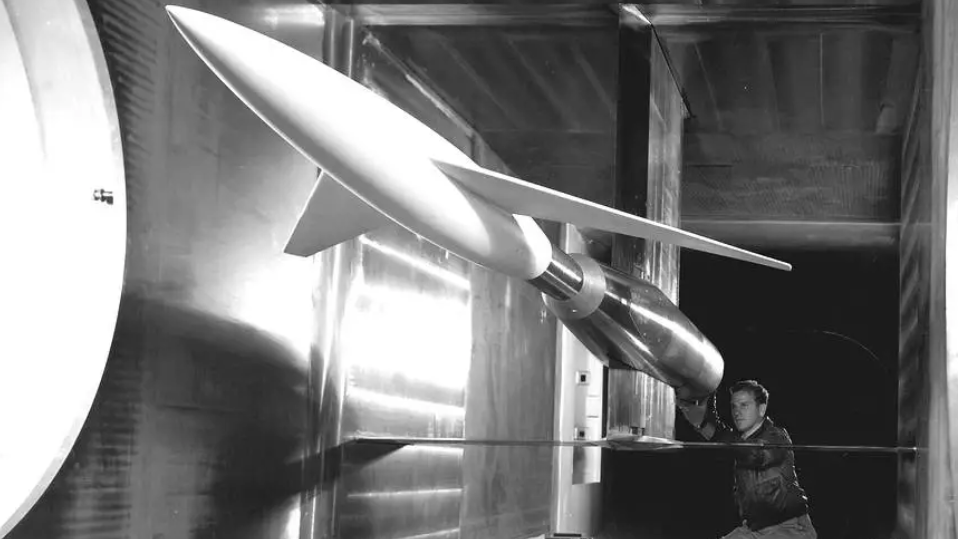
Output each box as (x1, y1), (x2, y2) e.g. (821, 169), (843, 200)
(696, 410), (810, 530)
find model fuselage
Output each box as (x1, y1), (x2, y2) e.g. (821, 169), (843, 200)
(167, 6), (553, 281)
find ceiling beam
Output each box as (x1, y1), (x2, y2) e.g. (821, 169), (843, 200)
(681, 220), (900, 251)
(341, 3), (918, 31)
(683, 132), (901, 222)
(340, 4), (616, 27)
(633, 4), (920, 33)
(685, 131), (900, 166)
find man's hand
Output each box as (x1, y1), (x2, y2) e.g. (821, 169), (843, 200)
(676, 394), (710, 428)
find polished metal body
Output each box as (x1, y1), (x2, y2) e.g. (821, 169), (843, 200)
(528, 244), (585, 300)
(543, 255), (724, 401)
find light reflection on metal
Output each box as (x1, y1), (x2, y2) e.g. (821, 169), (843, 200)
(620, 4), (651, 26)
(528, 244), (585, 300)
(260, 5), (325, 30)
(316, 13), (478, 522)
(347, 488), (462, 499)
(360, 236), (471, 291)
(283, 502), (301, 539)
(345, 283), (471, 389)
(347, 388), (466, 418)
(394, 527), (460, 539)
(629, 302), (718, 367)
(232, 263), (315, 361)
(307, 237), (355, 539)
(334, 230), (470, 537)
(405, 445), (465, 457)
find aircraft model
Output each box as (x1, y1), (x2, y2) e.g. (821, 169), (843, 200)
(166, 6), (791, 401)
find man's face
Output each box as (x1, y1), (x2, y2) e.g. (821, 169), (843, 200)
(730, 390), (767, 433)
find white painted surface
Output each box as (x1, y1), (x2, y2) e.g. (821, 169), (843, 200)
(284, 172), (391, 256)
(0, 0), (126, 534)
(433, 159), (792, 272)
(166, 6), (553, 280)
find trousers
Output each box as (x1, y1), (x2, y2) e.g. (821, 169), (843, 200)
(721, 514), (817, 539)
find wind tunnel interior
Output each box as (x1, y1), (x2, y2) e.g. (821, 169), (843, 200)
(2, 1), (934, 539)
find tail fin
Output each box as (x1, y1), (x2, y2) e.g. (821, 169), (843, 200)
(285, 172), (392, 257)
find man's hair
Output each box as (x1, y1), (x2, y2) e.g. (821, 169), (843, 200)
(729, 379), (769, 405)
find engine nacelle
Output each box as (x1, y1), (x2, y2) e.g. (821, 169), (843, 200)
(539, 254), (723, 401)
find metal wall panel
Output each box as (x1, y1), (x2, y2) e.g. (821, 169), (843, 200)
(9, 2), (325, 538)
(897, 1), (958, 537)
(607, 27), (684, 438)
(297, 18), (561, 539)
(896, 32), (930, 539)
(458, 264), (557, 539)
(551, 226), (605, 536)
(329, 228), (474, 539)
(631, 35), (685, 437)
(303, 191), (558, 539)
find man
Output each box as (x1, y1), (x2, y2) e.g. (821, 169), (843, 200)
(677, 380), (817, 539)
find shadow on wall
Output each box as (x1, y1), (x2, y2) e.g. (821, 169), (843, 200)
(6, 292), (370, 539)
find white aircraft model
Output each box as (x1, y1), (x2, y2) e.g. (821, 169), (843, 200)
(166, 6), (791, 401)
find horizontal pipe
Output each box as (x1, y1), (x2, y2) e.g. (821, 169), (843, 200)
(349, 436), (921, 454)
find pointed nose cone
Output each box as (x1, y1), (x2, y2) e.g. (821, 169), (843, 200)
(165, 6), (231, 66)
(165, 5), (191, 28)
(163, 4), (353, 161)
(166, 5), (259, 99)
